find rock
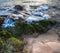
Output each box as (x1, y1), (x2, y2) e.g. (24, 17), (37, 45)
(14, 5), (24, 11)
(0, 18), (4, 25)
(46, 42), (60, 53)
(25, 41), (60, 53)
(12, 11), (20, 14)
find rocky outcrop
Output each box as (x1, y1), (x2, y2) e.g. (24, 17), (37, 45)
(32, 41), (60, 53)
(23, 30), (59, 53)
(14, 5), (24, 11)
(23, 40), (60, 53)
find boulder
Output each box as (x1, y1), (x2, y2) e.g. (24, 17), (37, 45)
(14, 5), (24, 11)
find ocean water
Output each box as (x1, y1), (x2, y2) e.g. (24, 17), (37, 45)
(0, 0), (24, 7)
(0, 0), (48, 7)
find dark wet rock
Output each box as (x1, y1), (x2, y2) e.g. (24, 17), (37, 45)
(0, 18), (4, 31)
(0, 18), (4, 25)
(14, 5), (24, 11)
(12, 11), (20, 14)
(54, 6), (60, 10)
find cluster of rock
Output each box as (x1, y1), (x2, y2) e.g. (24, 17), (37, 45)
(0, 4), (50, 28)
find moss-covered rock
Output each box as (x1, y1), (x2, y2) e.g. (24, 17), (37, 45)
(7, 37), (24, 53)
(7, 37), (24, 46)
(0, 29), (12, 40)
(14, 20), (56, 35)
(0, 19), (57, 38)
(0, 38), (3, 52)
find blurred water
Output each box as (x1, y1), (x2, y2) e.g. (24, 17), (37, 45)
(0, 0), (48, 7)
(0, 0), (23, 7)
